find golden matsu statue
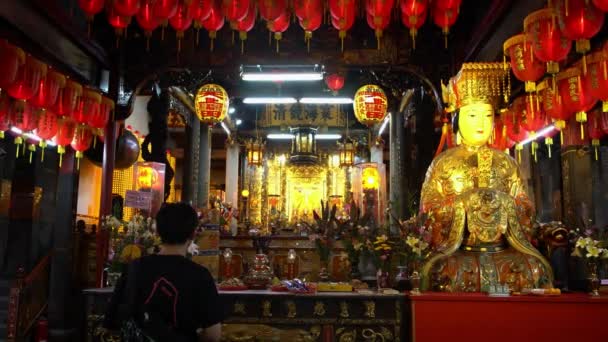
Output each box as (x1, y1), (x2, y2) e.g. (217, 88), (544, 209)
(420, 63), (553, 292)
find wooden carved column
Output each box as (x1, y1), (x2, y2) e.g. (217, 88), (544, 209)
(183, 116), (200, 206)
(389, 110), (406, 225)
(198, 123), (211, 208)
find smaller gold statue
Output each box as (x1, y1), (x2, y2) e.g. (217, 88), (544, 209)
(420, 62), (553, 292)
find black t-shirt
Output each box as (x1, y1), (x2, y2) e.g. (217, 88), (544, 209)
(104, 254), (224, 340)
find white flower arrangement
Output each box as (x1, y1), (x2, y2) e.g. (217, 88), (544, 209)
(572, 237), (608, 259)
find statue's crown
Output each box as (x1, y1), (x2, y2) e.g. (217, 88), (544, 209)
(443, 62), (510, 112)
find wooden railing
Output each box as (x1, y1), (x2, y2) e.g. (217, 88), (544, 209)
(6, 253), (52, 342)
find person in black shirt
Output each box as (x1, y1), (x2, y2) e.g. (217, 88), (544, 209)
(104, 203), (223, 342)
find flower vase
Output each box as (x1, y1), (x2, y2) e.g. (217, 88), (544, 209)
(394, 266), (410, 291)
(319, 260), (330, 282)
(376, 269), (390, 289)
(588, 260), (600, 297)
(410, 271), (421, 295)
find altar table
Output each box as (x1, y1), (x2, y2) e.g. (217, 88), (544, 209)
(406, 292), (608, 342)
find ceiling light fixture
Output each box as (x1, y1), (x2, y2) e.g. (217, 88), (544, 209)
(242, 72), (323, 81)
(228, 107), (236, 114)
(236, 119), (242, 126)
(378, 114), (391, 136)
(267, 133), (342, 140)
(243, 97), (297, 104)
(299, 97), (353, 104)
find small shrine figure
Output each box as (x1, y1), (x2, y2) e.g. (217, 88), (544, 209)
(420, 62), (554, 292)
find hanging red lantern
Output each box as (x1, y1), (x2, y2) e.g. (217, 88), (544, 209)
(331, 13), (355, 52)
(54, 80), (82, 118)
(78, 0), (105, 19)
(194, 83), (229, 125)
(299, 12), (322, 52)
(169, 0), (194, 52)
(88, 96), (113, 147)
(7, 55), (47, 102)
(585, 51), (608, 112)
(222, 0), (250, 22)
(9, 99), (35, 155)
(53, 117), (77, 167)
(0, 93), (11, 139)
(202, 0), (225, 51)
(295, 0), (323, 21)
(555, 0), (604, 72)
(353, 84), (388, 126)
(330, 0), (356, 51)
(236, 1), (256, 54)
(153, 0), (178, 39)
(539, 78), (570, 144)
(588, 109), (605, 160)
(366, 14), (390, 50)
(326, 74), (345, 93)
(137, 0), (161, 50)
(524, 8), (572, 75)
(0, 40), (25, 91)
(431, 4), (459, 48)
(557, 66), (597, 140)
(72, 89), (102, 126)
(365, 0), (394, 18)
(593, 0), (608, 11)
(259, 0), (288, 21)
(491, 111), (514, 151)
(504, 98), (530, 143)
(503, 34), (546, 92)
(401, 0), (428, 16)
(433, 0), (461, 10)
(192, 0), (213, 44)
(600, 109), (608, 134)
(401, 7), (427, 50)
(267, 12), (290, 53)
(107, 7), (132, 37)
(521, 93), (546, 134)
(35, 109), (58, 161)
(113, 0), (141, 16)
(30, 70), (66, 110)
(71, 125), (93, 169)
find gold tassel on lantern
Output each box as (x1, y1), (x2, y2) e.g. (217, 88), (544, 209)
(545, 137), (553, 158)
(576, 111), (587, 140)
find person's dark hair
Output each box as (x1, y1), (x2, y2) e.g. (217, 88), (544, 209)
(155, 203), (199, 244)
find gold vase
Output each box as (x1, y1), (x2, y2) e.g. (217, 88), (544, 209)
(588, 260), (601, 297)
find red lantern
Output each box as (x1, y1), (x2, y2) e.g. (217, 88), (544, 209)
(0, 40), (25, 91)
(137, 0), (161, 49)
(431, 4), (459, 48)
(331, 14), (355, 51)
(299, 12), (322, 52)
(365, 0), (395, 18)
(585, 51), (608, 112)
(54, 80), (82, 118)
(7, 55), (47, 101)
(9, 100), (35, 155)
(521, 94), (546, 134)
(600, 109), (608, 134)
(401, 8), (427, 50)
(0, 93), (11, 139)
(555, 0), (604, 66)
(491, 112), (512, 151)
(35, 109), (58, 161)
(295, 0), (322, 21)
(169, 0), (194, 52)
(366, 14), (391, 50)
(113, 0), (141, 16)
(593, 0), (608, 11)
(153, 0), (178, 19)
(503, 34), (546, 92)
(259, 0), (288, 21)
(557, 66), (597, 140)
(89, 96), (113, 146)
(78, 0), (105, 19)
(202, 0), (225, 51)
(326, 74), (345, 93)
(191, 0), (213, 21)
(524, 8), (572, 74)
(53, 117), (77, 167)
(30, 70), (66, 110)
(72, 89), (102, 126)
(222, 0), (250, 22)
(588, 109), (605, 160)
(330, 0), (356, 50)
(504, 98), (530, 143)
(539, 78), (570, 144)
(401, 0), (428, 16)
(107, 7), (132, 36)
(267, 12), (290, 53)
(71, 125), (93, 169)
(236, 1), (256, 54)
(433, 0), (461, 10)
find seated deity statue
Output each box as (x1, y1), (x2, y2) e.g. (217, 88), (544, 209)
(420, 62), (553, 292)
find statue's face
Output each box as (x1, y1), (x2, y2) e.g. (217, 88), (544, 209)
(458, 103), (494, 147)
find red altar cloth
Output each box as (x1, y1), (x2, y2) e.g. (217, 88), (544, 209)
(407, 292), (608, 342)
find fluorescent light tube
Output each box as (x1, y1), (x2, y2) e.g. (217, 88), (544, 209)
(266, 133), (342, 140)
(10, 127), (22, 134)
(315, 134), (342, 140)
(299, 97), (353, 104)
(518, 125), (555, 146)
(24, 133), (41, 141)
(378, 115), (390, 136)
(220, 122), (231, 136)
(242, 72), (323, 81)
(243, 97), (297, 104)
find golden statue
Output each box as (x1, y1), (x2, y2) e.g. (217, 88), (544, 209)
(420, 62), (553, 292)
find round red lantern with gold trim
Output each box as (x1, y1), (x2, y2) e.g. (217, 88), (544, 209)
(89, 96), (113, 146)
(295, 0), (322, 21)
(169, 0), (194, 51)
(299, 12), (322, 52)
(556, 66), (597, 140)
(432, 4), (459, 48)
(222, 0), (250, 22)
(366, 14), (390, 50)
(593, 0), (608, 11)
(267, 12), (290, 52)
(194, 83), (229, 125)
(0, 40), (25, 91)
(9, 99), (35, 153)
(113, 0), (141, 17)
(401, 0), (428, 16)
(54, 80), (82, 118)
(524, 8), (572, 74)
(153, 0), (178, 20)
(326, 74), (345, 93)
(78, 0), (105, 19)
(539, 78), (571, 144)
(503, 34), (546, 92)
(555, 0), (604, 59)
(53, 117), (77, 166)
(584, 50), (608, 112)
(353, 84), (388, 127)
(72, 89), (101, 126)
(259, 0), (287, 21)
(401, 8), (427, 50)
(236, 1), (256, 53)
(365, 0), (394, 18)
(71, 124), (93, 169)
(7, 55), (47, 101)
(137, 0), (161, 49)
(30, 70), (66, 110)
(588, 109), (605, 160)
(107, 7), (132, 36)
(35, 109), (58, 162)
(202, 0), (225, 51)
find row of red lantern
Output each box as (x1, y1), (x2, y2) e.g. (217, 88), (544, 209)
(0, 39), (113, 167)
(78, 0), (461, 53)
